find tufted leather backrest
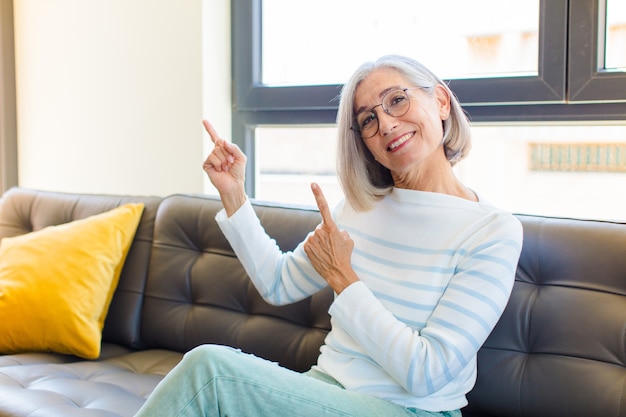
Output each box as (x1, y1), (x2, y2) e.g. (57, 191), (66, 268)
(464, 215), (626, 417)
(0, 187), (163, 349)
(140, 194), (333, 372)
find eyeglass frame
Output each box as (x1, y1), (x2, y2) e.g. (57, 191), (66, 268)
(351, 87), (423, 139)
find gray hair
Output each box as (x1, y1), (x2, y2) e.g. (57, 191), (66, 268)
(336, 55), (472, 211)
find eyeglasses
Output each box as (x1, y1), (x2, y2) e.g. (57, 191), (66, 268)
(352, 88), (419, 139)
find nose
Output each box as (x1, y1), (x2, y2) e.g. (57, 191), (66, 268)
(377, 110), (398, 136)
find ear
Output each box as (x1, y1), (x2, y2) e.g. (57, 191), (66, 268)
(434, 84), (451, 120)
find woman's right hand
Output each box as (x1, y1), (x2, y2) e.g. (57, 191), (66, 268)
(202, 119), (248, 216)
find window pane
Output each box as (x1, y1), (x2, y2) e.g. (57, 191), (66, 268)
(255, 126), (342, 206)
(261, 0), (539, 86)
(255, 124), (626, 222)
(456, 124), (626, 221)
(605, 0), (626, 70)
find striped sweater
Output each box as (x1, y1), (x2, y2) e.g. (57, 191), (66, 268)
(215, 187), (523, 412)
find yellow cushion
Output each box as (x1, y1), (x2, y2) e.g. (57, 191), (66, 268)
(0, 203), (144, 359)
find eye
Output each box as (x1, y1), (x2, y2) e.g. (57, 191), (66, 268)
(358, 112), (376, 130)
(387, 91), (408, 108)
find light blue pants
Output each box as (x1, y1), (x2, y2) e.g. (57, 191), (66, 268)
(134, 344), (462, 417)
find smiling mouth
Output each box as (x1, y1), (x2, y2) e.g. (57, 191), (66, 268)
(388, 132), (413, 151)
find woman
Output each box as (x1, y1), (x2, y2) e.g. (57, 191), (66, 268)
(135, 55), (523, 417)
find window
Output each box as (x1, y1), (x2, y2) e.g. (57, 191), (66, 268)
(261, 0), (539, 85)
(253, 123), (626, 222)
(232, 0), (626, 221)
(605, 0), (626, 70)
(457, 124), (626, 221)
(255, 126), (342, 206)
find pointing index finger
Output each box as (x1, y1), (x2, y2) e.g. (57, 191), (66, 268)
(311, 183), (337, 231)
(203, 119), (221, 144)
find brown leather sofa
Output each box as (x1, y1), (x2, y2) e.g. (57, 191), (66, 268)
(0, 187), (624, 417)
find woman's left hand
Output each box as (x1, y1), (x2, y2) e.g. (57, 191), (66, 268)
(304, 183), (358, 294)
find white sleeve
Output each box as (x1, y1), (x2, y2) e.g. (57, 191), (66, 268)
(215, 199), (327, 305)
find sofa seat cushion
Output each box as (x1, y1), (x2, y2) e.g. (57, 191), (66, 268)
(0, 343), (137, 368)
(0, 348), (182, 417)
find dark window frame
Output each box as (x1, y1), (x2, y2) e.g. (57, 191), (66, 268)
(569, 0), (626, 101)
(232, 0), (626, 196)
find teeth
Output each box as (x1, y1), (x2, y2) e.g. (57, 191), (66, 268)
(389, 133), (412, 150)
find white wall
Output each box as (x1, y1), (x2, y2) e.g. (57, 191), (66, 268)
(201, 0), (230, 197)
(13, 0), (230, 196)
